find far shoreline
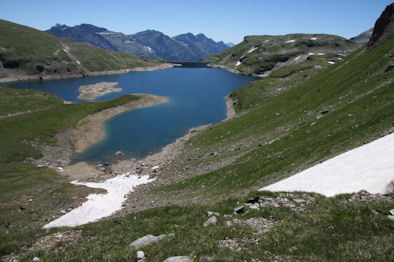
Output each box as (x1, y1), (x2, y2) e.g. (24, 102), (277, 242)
(0, 63), (175, 84)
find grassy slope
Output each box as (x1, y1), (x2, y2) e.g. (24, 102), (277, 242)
(0, 19), (161, 77)
(15, 36), (394, 262)
(0, 88), (143, 255)
(204, 34), (359, 75)
(19, 192), (393, 261)
(0, 34), (393, 262)
(159, 37), (393, 199)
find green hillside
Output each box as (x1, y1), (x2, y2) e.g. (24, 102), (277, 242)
(11, 35), (393, 261)
(204, 34), (360, 76)
(1, 6), (394, 261)
(0, 19), (162, 79)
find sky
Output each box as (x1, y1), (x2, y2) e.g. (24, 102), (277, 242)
(0, 0), (392, 44)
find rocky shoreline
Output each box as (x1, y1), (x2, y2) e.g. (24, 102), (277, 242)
(0, 63), (174, 83)
(33, 90), (237, 224)
(33, 94), (168, 181)
(78, 81), (122, 100)
(207, 63), (264, 78)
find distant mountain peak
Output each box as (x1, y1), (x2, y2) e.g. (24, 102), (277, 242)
(350, 28), (373, 43)
(53, 23), (69, 31)
(46, 24), (229, 61)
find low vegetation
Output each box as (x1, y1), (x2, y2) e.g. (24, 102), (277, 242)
(0, 19), (161, 78)
(203, 34), (360, 75)
(1, 7), (393, 261)
(0, 88), (142, 256)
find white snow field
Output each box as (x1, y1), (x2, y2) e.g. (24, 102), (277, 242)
(44, 173), (155, 228)
(260, 133), (394, 197)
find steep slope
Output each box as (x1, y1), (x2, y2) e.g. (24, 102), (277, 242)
(46, 24), (229, 61)
(154, 20), (394, 203)
(0, 20), (163, 81)
(1, 5), (393, 262)
(132, 30), (192, 61)
(349, 28), (373, 43)
(204, 33), (361, 76)
(46, 23), (117, 50)
(9, 6), (393, 261)
(368, 3), (394, 49)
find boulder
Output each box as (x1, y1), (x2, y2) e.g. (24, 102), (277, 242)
(115, 151), (124, 157)
(203, 216), (217, 227)
(137, 250), (145, 259)
(163, 256), (193, 262)
(130, 234), (168, 249)
(234, 206), (245, 214)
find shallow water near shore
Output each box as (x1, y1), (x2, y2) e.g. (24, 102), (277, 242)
(7, 67), (256, 163)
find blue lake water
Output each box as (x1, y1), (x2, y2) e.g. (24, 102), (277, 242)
(7, 67), (256, 163)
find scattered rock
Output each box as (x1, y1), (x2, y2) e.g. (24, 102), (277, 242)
(349, 190), (392, 203)
(207, 211), (220, 216)
(249, 204), (260, 210)
(246, 196), (260, 204)
(288, 246), (298, 254)
(203, 216), (217, 227)
(32, 257), (40, 262)
(163, 256), (193, 262)
(115, 151), (124, 157)
(151, 165), (160, 171)
(199, 256), (214, 262)
(234, 206), (245, 214)
(130, 234), (170, 249)
(137, 250), (145, 259)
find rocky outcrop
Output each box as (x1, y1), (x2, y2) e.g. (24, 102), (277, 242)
(367, 3), (394, 49)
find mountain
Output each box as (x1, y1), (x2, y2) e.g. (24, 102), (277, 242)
(203, 33), (361, 76)
(1, 4), (394, 261)
(226, 42), (235, 47)
(173, 33), (229, 59)
(349, 28), (373, 43)
(0, 20), (163, 81)
(46, 23), (118, 50)
(46, 24), (229, 61)
(367, 3), (394, 49)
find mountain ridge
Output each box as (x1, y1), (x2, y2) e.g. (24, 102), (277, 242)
(0, 19), (167, 82)
(46, 24), (229, 61)
(204, 33), (361, 77)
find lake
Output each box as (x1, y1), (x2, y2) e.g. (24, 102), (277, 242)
(7, 67), (256, 163)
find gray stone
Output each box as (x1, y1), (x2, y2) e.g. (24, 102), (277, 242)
(246, 196), (260, 204)
(115, 150), (124, 157)
(130, 234), (168, 249)
(249, 204), (259, 210)
(137, 250), (145, 259)
(288, 246), (298, 254)
(389, 209), (394, 216)
(32, 257), (40, 262)
(163, 256), (193, 262)
(234, 205), (245, 214)
(203, 216), (217, 227)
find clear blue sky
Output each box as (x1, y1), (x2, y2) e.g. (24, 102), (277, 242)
(0, 0), (392, 44)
